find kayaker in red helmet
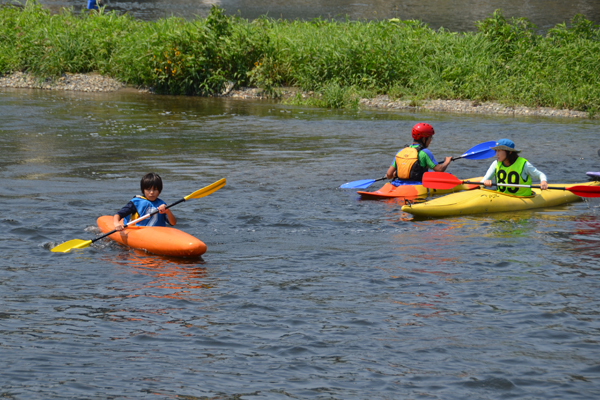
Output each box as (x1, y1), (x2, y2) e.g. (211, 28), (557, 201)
(113, 172), (177, 231)
(482, 139), (548, 196)
(386, 123), (453, 182)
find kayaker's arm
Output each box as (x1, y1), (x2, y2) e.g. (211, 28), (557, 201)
(158, 204), (177, 226)
(113, 214), (125, 231)
(523, 161), (548, 190)
(481, 161), (497, 187)
(114, 201), (137, 231)
(386, 165), (396, 180)
(165, 209), (176, 226)
(432, 157), (452, 172)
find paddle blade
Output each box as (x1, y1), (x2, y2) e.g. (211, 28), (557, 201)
(51, 239), (93, 253)
(184, 178), (226, 200)
(458, 140), (496, 160)
(566, 185), (600, 198)
(340, 179), (377, 189)
(422, 172), (464, 189)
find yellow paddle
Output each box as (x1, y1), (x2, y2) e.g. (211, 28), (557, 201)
(51, 178), (226, 253)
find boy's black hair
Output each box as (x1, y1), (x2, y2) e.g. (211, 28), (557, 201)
(140, 172), (163, 194)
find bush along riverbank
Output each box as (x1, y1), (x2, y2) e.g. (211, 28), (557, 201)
(1, 1), (600, 117)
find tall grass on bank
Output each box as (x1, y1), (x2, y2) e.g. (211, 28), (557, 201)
(1, 2), (599, 114)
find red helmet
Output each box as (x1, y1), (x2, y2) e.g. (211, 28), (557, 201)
(411, 123), (435, 141)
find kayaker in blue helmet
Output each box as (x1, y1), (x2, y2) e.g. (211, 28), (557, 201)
(113, 172), (177, 231)
(386, 123), (452, 183)
(482, 139), (548, 196)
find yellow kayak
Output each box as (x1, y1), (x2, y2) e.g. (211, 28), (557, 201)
(401, 181), (600, 217)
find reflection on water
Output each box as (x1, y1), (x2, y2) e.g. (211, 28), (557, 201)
(6, 0), (599, 31)
(101, 249), (215, 301)
(550, 214), (600, 266)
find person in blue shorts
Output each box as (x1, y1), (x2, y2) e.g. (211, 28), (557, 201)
(113, 172), (177, 231)
(385, 123), (452, 183)
(87, 0), (99, 10)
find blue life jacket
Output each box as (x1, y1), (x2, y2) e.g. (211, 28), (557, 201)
(123, 196), (168, 227)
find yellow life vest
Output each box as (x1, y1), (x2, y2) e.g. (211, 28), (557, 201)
(495, 157), (532, 196)
(395, 145), (428, 181)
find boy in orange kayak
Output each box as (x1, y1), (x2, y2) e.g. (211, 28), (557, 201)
(482, 139), (548, 196)
(386, 123), (452, 182)
(113, 172), (177, 231)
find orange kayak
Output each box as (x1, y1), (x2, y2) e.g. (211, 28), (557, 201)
(96, 215), (207, 257)
(358, 177), (482, 199)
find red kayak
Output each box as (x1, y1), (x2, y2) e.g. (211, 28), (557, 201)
(358, 177), (482, 199)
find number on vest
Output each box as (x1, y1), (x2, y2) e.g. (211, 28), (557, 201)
(497, 170), (519, 193)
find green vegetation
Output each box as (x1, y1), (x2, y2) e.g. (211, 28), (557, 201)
(1, 1), (600, 114)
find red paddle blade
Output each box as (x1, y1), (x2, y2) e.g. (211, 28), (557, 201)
(422, 172), (463, 189)
(566, 185), (600, 198)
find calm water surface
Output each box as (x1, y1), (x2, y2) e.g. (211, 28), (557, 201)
(7, 0), (600, 31)
(1, 88), (600, 399)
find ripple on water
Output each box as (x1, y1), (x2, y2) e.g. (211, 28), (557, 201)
(2, 90), (600, 399)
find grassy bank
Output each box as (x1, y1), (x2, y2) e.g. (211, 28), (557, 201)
(1, 1), (599, 114)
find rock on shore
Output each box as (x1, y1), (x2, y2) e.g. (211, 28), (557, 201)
(0, 72), (590, 119)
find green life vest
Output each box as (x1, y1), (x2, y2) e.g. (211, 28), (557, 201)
(495, 157), (532, 196)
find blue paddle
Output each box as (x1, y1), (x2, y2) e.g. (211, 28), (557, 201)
(453, 140), (496, 161)
(340, 176), (387, 189)
(339, 140), (496, 189)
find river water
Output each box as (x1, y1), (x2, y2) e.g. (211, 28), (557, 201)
(7, 0), (600, 31)
(2, 87), (600, 399)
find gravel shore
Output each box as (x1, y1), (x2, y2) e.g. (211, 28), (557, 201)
(0, 71), (126, 92)
(0, 71), (590, 119)
(358, 96), (589, 119)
